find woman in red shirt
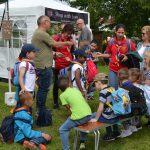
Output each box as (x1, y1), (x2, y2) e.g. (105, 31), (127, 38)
(98, 24), (136, 89)
(53, 24), (74, 109)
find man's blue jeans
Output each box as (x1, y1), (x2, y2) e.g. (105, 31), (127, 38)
(108, 70), (118, 90)
(36, 67), (52, 111)
(59, 115), (91, 150)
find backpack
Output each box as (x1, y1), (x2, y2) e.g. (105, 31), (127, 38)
(124, 85), (147, 115)
(106, 88), (131, 116)
(36, 109), (52, 127)
(59, 61), (83, 81)
(0, 108), (30, 143)
(11, 61), (29, 86)
(86, 59), (98, 83)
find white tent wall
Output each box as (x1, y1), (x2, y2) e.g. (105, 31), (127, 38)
(0, 0), (89, 79)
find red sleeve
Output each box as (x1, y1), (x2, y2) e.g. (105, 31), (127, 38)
(52, 35), (58, 41)
(106, 41), (112, 54)
(130, 40), (136, 51)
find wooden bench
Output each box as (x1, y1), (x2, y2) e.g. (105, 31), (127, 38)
(73, 116), (134, 150)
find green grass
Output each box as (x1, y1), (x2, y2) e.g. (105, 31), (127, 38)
(0, 63), (150, 150)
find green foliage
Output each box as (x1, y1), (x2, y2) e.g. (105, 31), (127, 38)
(69, 0), (150, 36)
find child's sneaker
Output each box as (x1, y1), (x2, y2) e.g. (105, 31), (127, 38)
(120, 129), (132, 138)
(39, 144), (46, 150)
(103, 134), (115, 141)
(79, 142), (86, 149)
(129, 125), (138, 132)
(23, 140), (37, 149)
(136, 124), (142, 130)
(113, 131), (121, 138)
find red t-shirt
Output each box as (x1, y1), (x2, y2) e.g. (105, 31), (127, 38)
(53, 34), (72, 71)
(106, 37), (136, 73)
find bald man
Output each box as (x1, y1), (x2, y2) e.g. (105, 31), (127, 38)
(32, 15), (73, 112)
(76, 18), (92, 46)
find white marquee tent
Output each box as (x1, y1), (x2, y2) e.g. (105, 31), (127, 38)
(0, 0), (89, 79)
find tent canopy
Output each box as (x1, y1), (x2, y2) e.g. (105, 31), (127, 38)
(0, 0), (89, 24)
(0, 0), (87, 14)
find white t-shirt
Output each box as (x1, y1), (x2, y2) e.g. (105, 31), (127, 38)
(138, 45), (146, 68)
(71, 63), (86, 92)
(19, 61), (36, 92)
(138, 45), (146, 57)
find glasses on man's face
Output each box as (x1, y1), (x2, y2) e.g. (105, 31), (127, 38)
(76, 23), (82, 26)
(44, 20), (51, 24)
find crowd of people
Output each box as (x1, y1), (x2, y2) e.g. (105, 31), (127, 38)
(1, 15), (150, 150)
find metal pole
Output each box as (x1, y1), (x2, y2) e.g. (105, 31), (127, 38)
(5, 0), (11, 92)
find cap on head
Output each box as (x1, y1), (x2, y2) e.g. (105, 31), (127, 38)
(94, 73), (108, 82)
(21, 44), (40, 53)
(75, 48), (87, 58)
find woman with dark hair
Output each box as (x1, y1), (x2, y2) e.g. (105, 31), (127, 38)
(52, 24), (74, 109)
(97, 24), (136, 89)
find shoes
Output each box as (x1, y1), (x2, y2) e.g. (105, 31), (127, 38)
(79, 142), (86, 149)
(23, 140), (37, 149)
(120, 129), (132, 138)
(129, 125), (138, 132)
(103, 134), (115, 141)
(136, 124), (142, 130)
(39, 144), (47, 150)
(113, 131), (121, 138)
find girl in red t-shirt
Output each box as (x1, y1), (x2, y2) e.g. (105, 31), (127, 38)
(97, 24), (136, 89)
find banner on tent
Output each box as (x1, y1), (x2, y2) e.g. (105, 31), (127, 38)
(45, 8), (88, 24)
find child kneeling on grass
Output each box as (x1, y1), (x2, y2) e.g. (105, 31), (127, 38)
(89, 73), (120, 141)
(58, 76), (92, 150)
(14, 92), (52, 150)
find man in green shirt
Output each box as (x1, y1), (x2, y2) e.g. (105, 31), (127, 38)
(58, 76), (91, 150)
(32, 15), (73, 112)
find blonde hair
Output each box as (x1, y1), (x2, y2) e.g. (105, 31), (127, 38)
(118, 68), (129, 86)
(142, 26), (150, 42)
(144, 49), (150, 70)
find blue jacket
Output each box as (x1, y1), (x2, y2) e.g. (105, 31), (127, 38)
(14, 110), (42, 143)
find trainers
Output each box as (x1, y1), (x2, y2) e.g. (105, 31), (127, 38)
(129, 125), (138, 132)
(113, 131), (121, 138)
(103, 134), (115, 141)
(23, 140), (37, 149)
(120, 129), (132, 138)
(136, 124), (142, 130)
(79, 142), (86, 149)
(39, 144), (46, 150)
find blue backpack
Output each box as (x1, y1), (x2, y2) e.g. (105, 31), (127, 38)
(106, 88), (131, 116)
(0, 108), (30, 143)
(11, 61), (29, 86)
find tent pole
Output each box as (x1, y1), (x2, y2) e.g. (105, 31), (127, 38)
(5, 0), (11, 92)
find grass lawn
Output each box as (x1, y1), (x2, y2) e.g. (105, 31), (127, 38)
(0, 63), (150, 150)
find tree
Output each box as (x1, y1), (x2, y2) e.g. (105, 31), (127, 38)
(69, 0), (150, 36)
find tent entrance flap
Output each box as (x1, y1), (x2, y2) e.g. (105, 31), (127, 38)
(45, 8), (88, 24)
